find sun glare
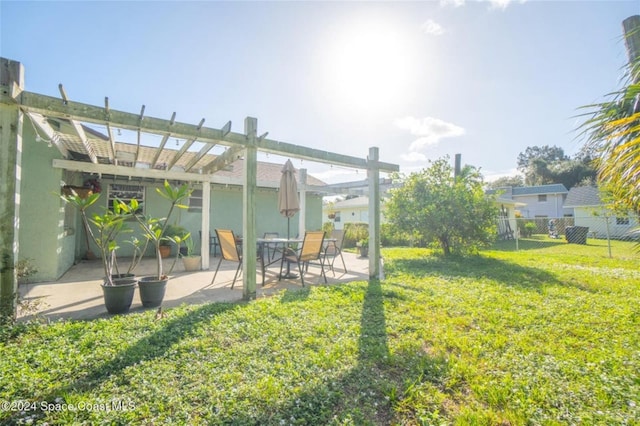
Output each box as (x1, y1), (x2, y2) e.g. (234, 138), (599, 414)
(320, 19), (416, 115)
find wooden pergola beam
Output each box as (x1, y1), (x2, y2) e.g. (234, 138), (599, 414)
(135, 104), (145, 166)
(184, 142), (216, 172)
(17, 91), (399, 172)
(104, 97), (117, 163)
(201, 146), (244, 174)
(166, 118), (205, 170)
(151, 111), (176, 168)
(58, 85), (98, 164)
(24, 112), (70, 158)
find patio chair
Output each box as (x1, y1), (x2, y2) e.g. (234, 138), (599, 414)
(279, 231), (327, 287)
(211, 229), (264, 288)
(262, 232), (280, 262)
(323, 230), (347, 275)
(199, 230), (220, 257)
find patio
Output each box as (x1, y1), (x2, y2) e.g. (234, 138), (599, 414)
(17, 251), (371, 322)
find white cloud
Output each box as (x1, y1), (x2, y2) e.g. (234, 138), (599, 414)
(394, 116), (465, 141)
(440, 0), (465, 7)
(420, 19), (445, 36)
(400, 152), (427, 162)
(487, 0), (513, 10)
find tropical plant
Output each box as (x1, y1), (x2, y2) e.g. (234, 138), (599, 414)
(578, 28), (640, 213)
(61, 191), (129, 286)
(386, 157), (498, 256)
(121, 180), (192, 280)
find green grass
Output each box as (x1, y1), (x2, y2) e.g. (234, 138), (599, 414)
(1, 243), (639, 425)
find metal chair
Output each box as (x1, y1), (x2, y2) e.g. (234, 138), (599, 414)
(199, 230), (220, 257)
(323, 230), (347, 275)
(211, 229), (264, 288)
(279, 231), (327, 287)
(262, 232), (280, 262)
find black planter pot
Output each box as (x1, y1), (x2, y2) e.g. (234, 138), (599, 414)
(102, 279), (137, 314)
(111, 273), (135, 284)
(138, 277), (169, 308)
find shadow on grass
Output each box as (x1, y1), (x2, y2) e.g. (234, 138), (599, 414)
(216, 280), (450, 424)
(385, 254), (565, 292)
(8, 302), (239, 424)
(490, 237), (568, 251)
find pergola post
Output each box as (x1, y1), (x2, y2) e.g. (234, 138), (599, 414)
(201, 179), (211, 269)
(298, 168), (307, 239)
(242, 117), (258, 300)
(367, 147), (381, 279)
(0, 59), (24, 322)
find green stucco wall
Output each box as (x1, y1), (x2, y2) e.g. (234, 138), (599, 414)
(18, 123), (77, 282)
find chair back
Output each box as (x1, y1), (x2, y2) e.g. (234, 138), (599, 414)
(299, 231), (325, 262)
(331, 230), (345, 248)
(216, 229), (240, 262)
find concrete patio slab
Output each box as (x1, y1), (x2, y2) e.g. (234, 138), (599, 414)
(18, 252), (370, 322)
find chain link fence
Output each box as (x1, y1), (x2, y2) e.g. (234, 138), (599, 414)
(494, 216), (639, 258)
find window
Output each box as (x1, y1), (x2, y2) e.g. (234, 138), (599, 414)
(616, 216), (630, 225)
(108, 183), (144, 214)
(334, 212), (341, 223)
(189, 189), (203, 212)
(538, 194), (547, 202)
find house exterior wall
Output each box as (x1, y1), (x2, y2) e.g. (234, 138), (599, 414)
(18, 124), (77, 282)
(323, 199), (386, 230)
(515, 193), (566, 218)
(573, 207), (639, 239)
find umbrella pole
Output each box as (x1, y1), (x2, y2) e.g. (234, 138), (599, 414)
(282, 216), (298, 279)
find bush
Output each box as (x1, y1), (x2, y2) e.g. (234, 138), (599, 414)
(380, 223), (412, 247)
(322, 221), (335, 238)
(344, 223), (368, 248)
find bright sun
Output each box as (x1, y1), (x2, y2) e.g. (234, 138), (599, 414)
(320, 18), (415, 115)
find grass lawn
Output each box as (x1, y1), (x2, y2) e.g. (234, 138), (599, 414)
(1, 243), (638, 425)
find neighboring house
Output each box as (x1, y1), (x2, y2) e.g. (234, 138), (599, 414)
(323, 196), (386, 230)
(563, 186), (638, 239)
(490, 184), (569, 218)
(494, 197), (526, 240)
(17, 118), (325, 282)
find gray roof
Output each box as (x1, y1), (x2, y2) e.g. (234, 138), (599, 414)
(564, 186), (602, 207)
(332, 196), (369, 209)
(511, 184), (568, 196)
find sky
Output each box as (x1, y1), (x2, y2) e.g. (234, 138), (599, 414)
(2, 0), (640, 184)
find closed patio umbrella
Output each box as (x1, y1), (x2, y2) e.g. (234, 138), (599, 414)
(278, 159), (300, 239)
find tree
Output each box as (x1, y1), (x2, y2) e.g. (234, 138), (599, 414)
(517, 145), (570, 186)
(578, 24), (640, 213)
(516, 145), (597, 188)
(386, 157), (498, 256)
(486, 175), (524, 189)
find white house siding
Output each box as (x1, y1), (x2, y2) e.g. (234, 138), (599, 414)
(515, 193), (567, 218)
(573, 207), (639, 239)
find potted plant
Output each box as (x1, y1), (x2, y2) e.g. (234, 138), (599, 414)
(180, 234), (201, 272)
(357, 237), (369, 258)
(122, 180), (192, 308)
(61, 190), (136, 314)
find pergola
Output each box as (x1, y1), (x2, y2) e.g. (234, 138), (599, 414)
(0, 58), (398, 318)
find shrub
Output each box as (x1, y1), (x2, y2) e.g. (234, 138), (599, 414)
(344, 222), (368, 248)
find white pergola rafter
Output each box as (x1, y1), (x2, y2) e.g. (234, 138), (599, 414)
(166, 117), (205, 170)
(104, 97), (118, 163)
(23, 111), (70, 158)
(151, 111), (176, 168)
(58, 84), (98, 164)
(135, 104), (145, 165)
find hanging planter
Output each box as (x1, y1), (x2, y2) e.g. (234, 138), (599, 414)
(62, 185), (93, 199)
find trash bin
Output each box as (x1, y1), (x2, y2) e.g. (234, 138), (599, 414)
(565, 226), (588, 244)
